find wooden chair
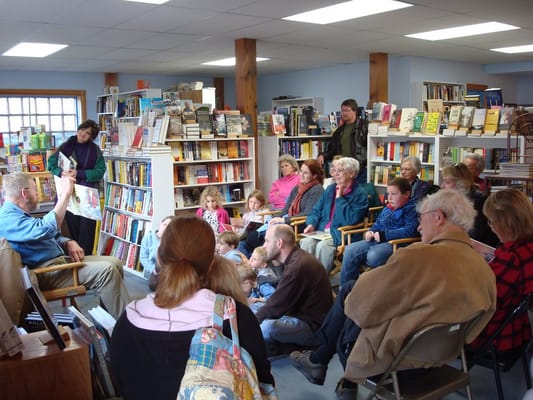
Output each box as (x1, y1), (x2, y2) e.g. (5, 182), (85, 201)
(33, 262), (87, 308)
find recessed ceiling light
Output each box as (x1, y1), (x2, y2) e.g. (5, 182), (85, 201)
(491, 44), (533, 54)
(283, 0), (412, 25)
(201, 57), (270, 66)
(406, 22), (519, 41)
(123, 0), (169, 4)
(2, 42), (68, 58)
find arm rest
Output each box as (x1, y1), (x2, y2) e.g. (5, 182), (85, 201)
(34, 262), (85, 286)
(388, 237), (421, 252)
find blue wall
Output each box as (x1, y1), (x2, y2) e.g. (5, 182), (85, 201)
(1, 55), (529, 120)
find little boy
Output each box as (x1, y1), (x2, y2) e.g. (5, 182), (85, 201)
(248, 247), (282, 301)
(217, 231), (248, 265)
(237, 266), (266, 313)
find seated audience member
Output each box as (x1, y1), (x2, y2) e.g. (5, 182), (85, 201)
(238, 266), (265, 312)
(399, 156), (432, 202)
(140, 215), (173, 282)
(239, 159), (324, 257)
(469, 189), (533, 352)
(217, 231), (248, 265)
(441, 163), (500, 247)
(463, 152), (489, 194)
(269, 154), (300, 210)
(249, 247), (282, 300)
(0, 172), (130, 320)
(340, 177), (419, 285)
(237, 189), (271, 236)
(195, 186), (230, 234)
(256, 224), (333, 356)
(111, 215), (274, 400)
(322, 155), (343, 189)
(299, 157), (368, 272)
(290, 190), (496, 398)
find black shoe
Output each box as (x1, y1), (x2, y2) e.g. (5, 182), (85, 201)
(335, 379), (358, 400)
(289, 350), (327, 385)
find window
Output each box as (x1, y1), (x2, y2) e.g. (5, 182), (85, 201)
(0, 89), (87, 148)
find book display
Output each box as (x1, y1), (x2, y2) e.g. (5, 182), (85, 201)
(168, 137), (256, 211)
(97, 153), (174, 279)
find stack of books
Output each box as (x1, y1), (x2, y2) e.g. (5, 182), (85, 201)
(498, 163), (533, 178)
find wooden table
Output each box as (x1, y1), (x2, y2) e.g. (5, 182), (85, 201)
(0, 327), (92, 400)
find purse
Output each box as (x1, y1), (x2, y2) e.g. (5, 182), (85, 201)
(177, 294), (277, 400)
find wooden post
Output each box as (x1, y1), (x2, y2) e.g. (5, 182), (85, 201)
(104, 73), (118, 89)
(369, 53), (388, 106)
(234, 38), (258, 185)
(213, 77), (225, 110)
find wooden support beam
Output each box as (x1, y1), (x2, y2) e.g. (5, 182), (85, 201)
(213, 77), (225, 110)
(235, 38), (258, 185)
(369, 53), (388, 106)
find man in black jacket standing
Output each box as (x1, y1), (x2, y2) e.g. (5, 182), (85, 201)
(318, 99), (368, 184)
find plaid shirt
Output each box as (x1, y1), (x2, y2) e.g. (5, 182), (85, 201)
(472, 240), (533, 351)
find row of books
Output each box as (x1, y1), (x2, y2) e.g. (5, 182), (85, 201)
(266, 111), (336, 137)
(372, 165), (435, 186)
(279, 139), (329, 160)
(170, 139), (250, 162)
(105, 159), (152, 187)
(175, 183), (246, 208)
(174, 161), (250, 186)
(105, 183), (153, 216)
(101, 236), (143, 272)
(101, 210), (148, 244)
(374, 141), (435, 163)
(444, 147), (521, 170)
(96, 95), (116, 114)
(424, 83), (464, 103)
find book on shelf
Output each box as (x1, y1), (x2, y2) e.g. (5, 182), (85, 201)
(498, 107), (515, 132)
(381, 103), (396, 125)
(389, 109), (402, 130)
(459, 106), (475, 130)
(483, 108), (500, 134)
(131, 126), (144, 148)
(196, 109), (213, 138)
(87, 305), (116, 346)
(318, 114), (332, 134)
(424, 112), (441, 135)
(426, 99), (444, 113)
(225, 111), (243, 137)
(412, 111), (427, 133)
(271, 114), (287, 135)
(213, 112), (227, 137)
(447, 105), (463, 128)
(241, 113), (253, 136)
(398, 108), (418, 132)
(471, 108), (487, 133)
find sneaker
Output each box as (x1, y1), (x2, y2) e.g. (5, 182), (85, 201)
(335, 379), (358, 400)
(289, 350), (327, 385)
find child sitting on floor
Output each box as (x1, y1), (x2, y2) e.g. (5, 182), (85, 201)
(217, 231), (248, 265)
(248, 247), (281, 301)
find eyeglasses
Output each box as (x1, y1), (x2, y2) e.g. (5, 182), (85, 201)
(23, 187), (38, 194)
(417, 209), (437, 222)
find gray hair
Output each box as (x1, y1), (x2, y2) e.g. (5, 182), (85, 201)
(417, 189), (475, 232)
(278, 154), (299, 172)
(336, 157), (360, 175)
(2, 172), (33, 200)
(463, 153), (485, 173)
(401, 156), (422, 174)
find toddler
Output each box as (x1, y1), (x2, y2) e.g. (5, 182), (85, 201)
(249, 247), (281, 301)
(237, 266), (266, 313)
(139, 215), (173, 289)
(195, 187), (230, 233)
(217, 231), (248, 265)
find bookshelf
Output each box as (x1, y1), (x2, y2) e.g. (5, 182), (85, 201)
(97, 152), (174, 279)
(411, 81), (465, 112)
(272, 96), (324, 136)
(367, 133), (526, 192)
(257, 134), (331, 196)
(167, 137), (255, 211)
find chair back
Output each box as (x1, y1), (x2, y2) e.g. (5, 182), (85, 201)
(389, 315), (481, 373)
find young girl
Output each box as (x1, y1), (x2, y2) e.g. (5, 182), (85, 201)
(195, 187), (230, 234)
(238, 189), (271, 236)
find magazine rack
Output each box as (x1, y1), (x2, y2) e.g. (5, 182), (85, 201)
(508, 110), (533, 163)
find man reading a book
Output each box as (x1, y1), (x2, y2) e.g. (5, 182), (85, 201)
(0, 172), (130, 320)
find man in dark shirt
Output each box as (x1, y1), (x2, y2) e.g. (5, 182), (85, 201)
(255, 224), (333, 355)
(318, 99), (368, 184)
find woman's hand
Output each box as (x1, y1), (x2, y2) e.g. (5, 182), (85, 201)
(303, 225), (315, 234)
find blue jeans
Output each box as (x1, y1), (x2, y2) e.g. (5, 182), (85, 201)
(340, 239), (393, 285)
(260, 316), (319, 347)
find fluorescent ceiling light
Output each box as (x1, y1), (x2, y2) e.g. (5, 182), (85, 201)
(123, 0), (169, 4)
(283, 0), (412, 25)
(406, 22), (519, 41)
(491, 44), (533, 54)
(202, 57), (270, 66)
(2, 42), (68, 57)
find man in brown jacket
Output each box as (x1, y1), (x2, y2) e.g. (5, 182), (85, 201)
(290, 189), (497, 399)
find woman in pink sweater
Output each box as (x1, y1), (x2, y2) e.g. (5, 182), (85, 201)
(268, 154), (300, 209)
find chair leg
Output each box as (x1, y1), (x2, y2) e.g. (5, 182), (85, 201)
(492, 364), (505, 400)
(391, 371), (401, 400)
(461, 349), (473, 400)
(522, 352), (532, 389)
